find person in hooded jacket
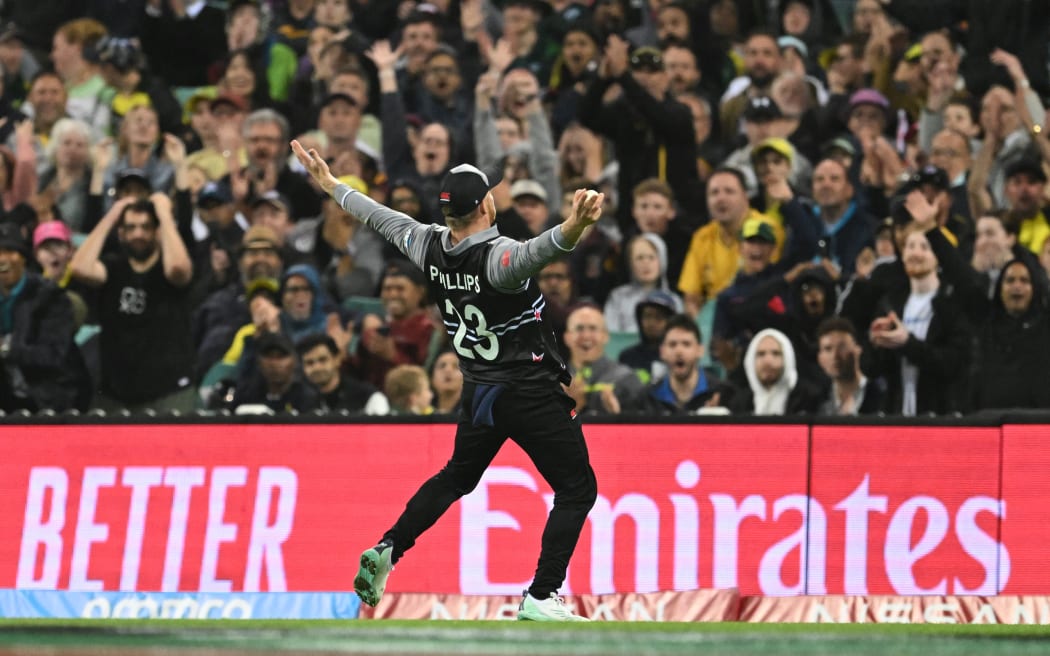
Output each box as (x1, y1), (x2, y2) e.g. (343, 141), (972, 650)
(971, 257), (1050, 410)
(619, 289), (677, 384)
(729, 327), (824, 415)
(603, 233), (683, 333)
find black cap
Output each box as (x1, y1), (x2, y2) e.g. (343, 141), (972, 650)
(320, 92), (358, 110)
(0, 22), (23, 44)
(629, 47), (664, 71)
(198, 181), (232, 207)
(116, 168), (151, 191)
(911, 165), (950, 191)
(250, 190), (291, 214)
(383, 260), (427, 287)
(0, 221), (29, 258)
(1005, 157), (1048, 183)
(743, 96), (783, 123)
(255, 331), (296, 357)
(96, 36), (142, 73)
(438, 163), (503, 217)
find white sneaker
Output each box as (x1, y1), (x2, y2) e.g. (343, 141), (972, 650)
(516, 591), (590, 622)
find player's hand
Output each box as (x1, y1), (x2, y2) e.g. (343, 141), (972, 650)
(291, 139), (340, 194)
(571, 189), (604, 228)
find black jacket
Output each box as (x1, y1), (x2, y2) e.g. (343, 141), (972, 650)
(1, 273), (91, 412)
(578, 73), (703, 232)
(867, 282), (972, 415)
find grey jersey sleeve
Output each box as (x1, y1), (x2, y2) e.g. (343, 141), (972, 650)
(485, 226), (575, 293)
(334, 183), (434, 270)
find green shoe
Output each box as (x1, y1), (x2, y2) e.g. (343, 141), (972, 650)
(516, 591), (590, 622)
(354, 542), (394, 607)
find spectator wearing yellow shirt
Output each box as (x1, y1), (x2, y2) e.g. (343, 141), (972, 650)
(678, 167), (784, 317)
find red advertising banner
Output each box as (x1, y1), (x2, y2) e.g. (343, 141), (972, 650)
(0, 424), (809, 596)
(0, 423), (1035, 598)
(1000, 425), (1050, 594)
(809, 426), (1005, 597)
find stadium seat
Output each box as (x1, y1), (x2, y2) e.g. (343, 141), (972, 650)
(342, 296), (386, 318)
(606, 331), (638, 361)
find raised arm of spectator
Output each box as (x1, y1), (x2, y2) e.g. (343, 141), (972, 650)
(149, 191), (193, 286)
(994, 48), (1050, 167)
(164, 133), (196, 253)
(10, 119), (37, 207)
(70, 196), (133, 286)
(522, 83), (560, 206)
(576, 39), (622, 139)
(967, 135), (997, 218)
(473, 71), (502, 171)
(766, 179), (820, 274)
(368, 40), (418, 184)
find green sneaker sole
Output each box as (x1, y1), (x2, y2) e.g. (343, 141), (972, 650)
(353, 547), (391, 607)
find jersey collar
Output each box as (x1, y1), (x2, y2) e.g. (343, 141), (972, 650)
(443, 225), (500, 254)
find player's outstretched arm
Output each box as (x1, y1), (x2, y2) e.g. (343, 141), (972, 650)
(486, 188), (605, 292)
(291, 139), (434, 270)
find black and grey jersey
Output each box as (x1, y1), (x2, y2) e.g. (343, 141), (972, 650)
(334, 183), (576, 386)
(423, 233), (568, 386)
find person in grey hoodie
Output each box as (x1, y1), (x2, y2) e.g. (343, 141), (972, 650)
(603, 232), (683, 333)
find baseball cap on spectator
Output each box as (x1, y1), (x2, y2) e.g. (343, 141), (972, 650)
(777, 35), (808, 60)
(115, 168), (151, 193)
(0, 22), (23, 44)
(743, 96), (783, 123)
(438, 163), (503, 217)
(383, 259), (427, 288)
(96, 36), (142, 73)
(211, 93), (248, 114)
(32, 220), (72, 249)
(510, 179), (547, 203)
(903, 43), (924, 64)
(250, 190), (291, 214)
(255, 331), (296, 358)
(912, 165), (950, 191)
(0, 221), (29, 258)
(849, 88), (890, 118)
(751, 137), (795, 165)
(630, 47), (664, 71)
(740, 218), (777, 244)
(1005, 157), (1048, 183)
(635, 289), (678, 322)
(198, 181), (233, 207)
(320, 92), (358, 111)
(245, 276), (280, 302)
(184, 89), (216, 115)
(241, 225), (281, 252)
(822, 136), (857, 159)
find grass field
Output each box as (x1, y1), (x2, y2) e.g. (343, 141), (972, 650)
(2, 620), (1050, 655)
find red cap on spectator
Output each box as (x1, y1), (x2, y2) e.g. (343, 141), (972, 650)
(33, 220), (72, 249)
(211, 93), (248, 113)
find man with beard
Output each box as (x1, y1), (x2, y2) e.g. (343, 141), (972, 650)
(633, 313), (736, 416)
(71, 194), (196, 412)
(17, 71), (68, 176)
(866, 227), (971, 415)
(719, 29), (783, 145)
(816, 316), (884, 416)
(730, 327), (823, 415)
(416, 47), (472, 151)
(193, 225), (285, 380)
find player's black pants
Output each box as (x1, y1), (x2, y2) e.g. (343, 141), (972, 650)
(383, 382), (597, 598)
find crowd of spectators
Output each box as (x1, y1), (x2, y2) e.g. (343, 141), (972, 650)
(0, 0), (1048, 418)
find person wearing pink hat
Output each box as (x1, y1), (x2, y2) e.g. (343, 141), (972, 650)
(32, 220), (74, 282)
